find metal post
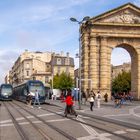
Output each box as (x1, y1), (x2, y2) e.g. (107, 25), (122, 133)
(70, 16), (90, 110)
(51, 54), (54, 99)
(76, 77), (78, 101)
(78, 26), (82, 110)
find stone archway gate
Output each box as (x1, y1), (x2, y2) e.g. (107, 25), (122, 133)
(81, 3), (140, 99)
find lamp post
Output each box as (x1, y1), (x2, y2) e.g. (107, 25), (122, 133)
(51, 54), (54, 100)
(70, 16), (90, 110)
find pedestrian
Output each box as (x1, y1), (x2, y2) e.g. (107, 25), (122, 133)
(88, 95), (94, 111)
(64, 89), (78, 117)
(104, 93), (108, 102)
(96, 91), (101, 108)
(33, 90), (41, 108)
(27, 91), (32, 107)
(81, 91), (87, 105)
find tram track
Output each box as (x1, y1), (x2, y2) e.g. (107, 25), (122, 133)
(11, 101), (77, 140)
(8, 102), (53, 140)
(3, 102), (29, 140)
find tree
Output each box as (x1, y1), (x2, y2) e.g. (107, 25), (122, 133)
(50, 72), (74, 90)
(112, 71), (131, 93)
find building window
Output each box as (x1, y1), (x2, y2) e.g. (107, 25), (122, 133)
(65, 58), (69, 65)
(46, 64), (50, 71)
(33, 77), (36, 80)
(57, 58), (61, 65)
(45, 76), (49, 83)
(26, 71), (29, 76)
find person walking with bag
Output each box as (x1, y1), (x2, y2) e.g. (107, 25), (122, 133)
(27, 91), (33, 107)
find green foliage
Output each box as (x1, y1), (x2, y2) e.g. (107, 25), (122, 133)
(51, 72), (74, 90)
(112, 71), (131, 93)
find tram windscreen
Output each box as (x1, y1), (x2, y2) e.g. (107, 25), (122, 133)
(29, 82), (45, 96)
(1, 85), (12, 96)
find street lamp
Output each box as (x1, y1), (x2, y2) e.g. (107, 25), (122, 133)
(70, 16), (90, 110)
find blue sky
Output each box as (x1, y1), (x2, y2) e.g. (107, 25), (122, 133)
(0, 0), (139, 83)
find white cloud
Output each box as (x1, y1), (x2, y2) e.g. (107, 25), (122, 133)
(0, 50), (20, 83)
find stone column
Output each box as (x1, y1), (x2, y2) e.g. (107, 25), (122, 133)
(136, 52), (140, 99)
(89, 36), (99, 92)
(131, 49), (138, 99)
(106, 46), (113, 99)
(99, 37), (110, 94)
(81, 31), (89, 92)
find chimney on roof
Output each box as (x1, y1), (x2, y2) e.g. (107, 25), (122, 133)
(61, 51), (64, 56)
(66, 52), (69, 57)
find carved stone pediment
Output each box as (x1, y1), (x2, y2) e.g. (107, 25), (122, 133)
(101, 9), (140, 24)
(92, 3), (140, 24)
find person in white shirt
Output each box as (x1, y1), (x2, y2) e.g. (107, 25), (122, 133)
(33, 90), (41, 108)
(89, 95), (94, 111)
(96, 91), (101, 108)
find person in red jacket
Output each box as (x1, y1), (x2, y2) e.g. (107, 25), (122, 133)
(64, 89), (78, 117)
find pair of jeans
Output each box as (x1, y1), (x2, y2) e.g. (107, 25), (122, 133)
(64, 105), (77, 117)
(33, 98), (40, 106)
(90, 102), (94, 111)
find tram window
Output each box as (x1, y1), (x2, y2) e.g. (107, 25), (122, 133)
(24, 89), (27, 95)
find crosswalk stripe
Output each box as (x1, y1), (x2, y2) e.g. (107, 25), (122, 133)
(114, 130), (126, 134)
(126, 129), (138, 132)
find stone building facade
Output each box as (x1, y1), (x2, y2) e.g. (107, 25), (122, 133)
(80, 3), (140, 99)
(112, 62), (131, 79)
(6, 50), (74, 87)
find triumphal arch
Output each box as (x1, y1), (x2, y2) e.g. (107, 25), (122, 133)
(81, 3), (140, 99)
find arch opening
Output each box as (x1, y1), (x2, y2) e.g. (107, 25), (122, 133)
(111, 43), (138, 99)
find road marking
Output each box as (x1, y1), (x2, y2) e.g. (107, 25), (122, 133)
(16, 117), (25, 121)
(77, 135), (111, 140)
(100, 133), (112, 137)
(77, 117), (99, 137)
(37, 112), (63, 117)
(46, 118), (69, 122)
(27, 115), (34, 118)
(114, 130), (126, 134)
(79, 115), (90, 119)
(126, 129), (138, 132)
(104, 114), (130, 117)
(37, 113), (55, 117)
(32, 121), (42, 124)
(0, 123), (14, 127)
(0, 119), (12, 124)
(18, 122), (30, 125)
(129, 106), (140, 118)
